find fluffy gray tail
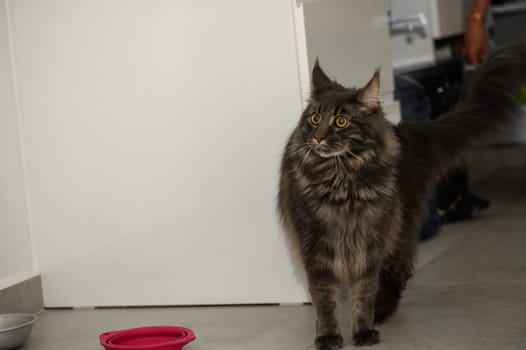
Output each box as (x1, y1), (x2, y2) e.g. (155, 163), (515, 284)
(429, 44), (526, 169)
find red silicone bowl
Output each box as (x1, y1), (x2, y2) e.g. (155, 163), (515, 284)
(99, 326), (195, 350)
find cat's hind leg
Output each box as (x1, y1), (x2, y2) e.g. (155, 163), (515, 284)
(374, 256), (413, 323)
(373, 273), (403, 323)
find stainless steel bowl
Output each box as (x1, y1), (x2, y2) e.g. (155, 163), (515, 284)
(0, 314), (37, 350)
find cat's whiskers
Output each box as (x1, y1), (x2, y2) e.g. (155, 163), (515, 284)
(333, 156), (341, 172)
(313, 143), (349, 158)
(336, 155), (351, 178)
(287, 143), (307, 153)
(286, 144), (310, 160)
(348, 150), (364, 162)
(299, 148), (312, 172)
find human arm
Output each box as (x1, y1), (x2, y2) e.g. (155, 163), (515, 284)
(462, 0), (491, 64)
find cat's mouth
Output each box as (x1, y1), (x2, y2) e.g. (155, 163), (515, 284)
(307, 143), (365, 162)
(309, 144), (348, 158)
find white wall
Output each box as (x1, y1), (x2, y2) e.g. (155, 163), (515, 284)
(9, 0), (308, 307)
(0, 0), (37, 289)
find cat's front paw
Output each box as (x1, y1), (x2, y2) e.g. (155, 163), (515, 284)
(352, 329), (380, 346)
(315, 334), (343, 350)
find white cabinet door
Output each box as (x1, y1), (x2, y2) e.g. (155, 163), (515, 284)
(10, 0), (308, 307)
(294, 0), (400, 123)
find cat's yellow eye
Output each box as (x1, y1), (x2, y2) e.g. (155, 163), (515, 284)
(335, 115), (349, 128)
(310, 113), (321, 125)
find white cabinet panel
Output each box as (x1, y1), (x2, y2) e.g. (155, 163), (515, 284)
(10, 0), (308, 307)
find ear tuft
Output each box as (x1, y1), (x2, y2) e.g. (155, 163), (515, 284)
(358, 68), (381, 109)
(311, 59), (332, 97)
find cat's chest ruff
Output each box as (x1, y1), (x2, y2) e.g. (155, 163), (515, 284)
(297, 167), (354, 202)
(299, 172), (385, 205)
(314, 198), (378, 236)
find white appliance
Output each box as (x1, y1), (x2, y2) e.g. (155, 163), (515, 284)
(388, 0), (466, 70)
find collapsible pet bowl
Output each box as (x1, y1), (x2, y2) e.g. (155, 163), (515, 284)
(100, 326), (195, 350)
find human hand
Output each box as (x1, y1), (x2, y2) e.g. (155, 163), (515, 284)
(462, 20), (488, 64)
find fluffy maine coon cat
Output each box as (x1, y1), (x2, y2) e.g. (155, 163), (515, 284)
(278, 44), (526, 348)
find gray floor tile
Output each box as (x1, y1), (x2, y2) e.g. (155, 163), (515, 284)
(414, 218), (526, 285)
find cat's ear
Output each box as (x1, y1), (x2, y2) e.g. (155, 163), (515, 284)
(358, 68), (381, 109)
(311, 59), (332, 97)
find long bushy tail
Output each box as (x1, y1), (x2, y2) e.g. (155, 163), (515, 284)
(399, 44), (526, 176)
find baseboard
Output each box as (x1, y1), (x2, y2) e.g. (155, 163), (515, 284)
(0, 275), (44, 314)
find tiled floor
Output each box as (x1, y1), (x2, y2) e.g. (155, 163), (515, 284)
(21, 166), (526, 349)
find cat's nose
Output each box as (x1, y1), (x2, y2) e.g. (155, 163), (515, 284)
(313, 136), (325, 143)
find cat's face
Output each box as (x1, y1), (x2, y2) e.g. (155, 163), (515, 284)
(300, 100), (375, 158)
(296, 62), (386, 160)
